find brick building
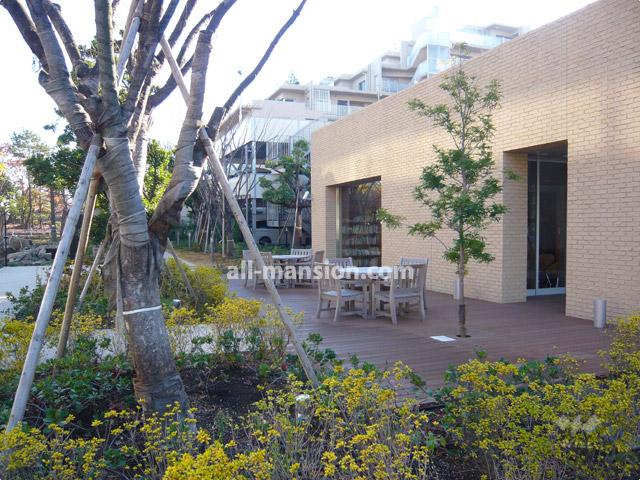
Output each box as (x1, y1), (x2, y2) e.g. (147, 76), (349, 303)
(311, 0), (639, 320)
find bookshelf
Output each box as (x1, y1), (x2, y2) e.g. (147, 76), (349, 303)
(338, 180), (382, 267)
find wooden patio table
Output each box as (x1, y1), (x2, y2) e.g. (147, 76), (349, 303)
(272, 254), (309, 287)
(338, 266), (392, 318)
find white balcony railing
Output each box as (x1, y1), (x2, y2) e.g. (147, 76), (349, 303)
(380, 78), (412, 93)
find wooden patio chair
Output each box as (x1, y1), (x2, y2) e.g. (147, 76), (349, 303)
(297, 250), (325, 287)
(290, 248), (312, 286)
(374, 264), (427, 325)
(242, 250), (251, 287)
(291, 248), (313, 260)
(400, 257), (429, 309)
(327, 257), (353, 267)
(249, 252), (274, 289)
(315, 263), (366, 322)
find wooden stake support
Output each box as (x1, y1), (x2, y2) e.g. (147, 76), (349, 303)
(55, 176), (99, 359)
(166, 238), (197, 302)
(159, 37), (319, 386)
(7, 135), (102, 432)
(76, 237), (106, 312)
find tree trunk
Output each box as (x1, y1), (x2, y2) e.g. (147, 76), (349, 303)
(26, 175), (33, 229)
(457, 247), (468, 337)
(100, 138), (189, 412)
(49, 187), (57, 242)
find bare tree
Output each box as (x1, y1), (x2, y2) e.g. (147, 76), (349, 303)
(1, 0), (307, 411)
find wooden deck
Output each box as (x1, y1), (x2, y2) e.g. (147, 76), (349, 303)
(231, 280), (610, 389)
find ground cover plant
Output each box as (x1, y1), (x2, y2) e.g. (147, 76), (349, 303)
(1, 257), (640, 479)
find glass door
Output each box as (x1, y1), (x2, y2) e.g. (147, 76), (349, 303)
(527, 155), (567, 296)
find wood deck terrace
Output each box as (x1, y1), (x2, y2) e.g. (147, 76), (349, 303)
(231, 279), (610, 390)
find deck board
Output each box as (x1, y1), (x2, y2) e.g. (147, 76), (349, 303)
(231, 280), (610, 389)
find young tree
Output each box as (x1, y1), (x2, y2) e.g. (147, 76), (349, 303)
(259, 139), (310, 247)
(2, 0), (307, 412)
(143, 140), (173, 212)
(23, 151), (59, 240)
(5, 130), (49, 229)
(379, 66), (507, 337)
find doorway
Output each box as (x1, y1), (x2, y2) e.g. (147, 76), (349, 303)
(527, 150), (567, 296)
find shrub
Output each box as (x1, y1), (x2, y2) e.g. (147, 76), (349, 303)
(235, 363), (442, 479)
(161, 259), (227, 311)
(28, 336), (133, 428)
(603, 314), (640, 376)
(0, 320), (35, 378)
(440, 356), (640, 480)
(0, 403), (207, 480)
(164, 442), (271, 480)
(4, 264), (108, 320)
(166, 297), (293, 366)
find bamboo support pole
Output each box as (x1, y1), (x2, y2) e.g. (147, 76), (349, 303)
(7, 135), (102, 432)
(166, 238), (197, 302)
(76, 237), (107, 312)
(55, 176), (99, 359)
(159, 37), (319, 387)
(117, 0), (143, 80)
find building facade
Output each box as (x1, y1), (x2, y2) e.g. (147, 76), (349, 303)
(408, 8), (523, 82)
(216, 82), (382, 245)
(311, 0), (640, 321)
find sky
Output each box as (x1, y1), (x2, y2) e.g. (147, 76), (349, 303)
(0, 0), (596, 146)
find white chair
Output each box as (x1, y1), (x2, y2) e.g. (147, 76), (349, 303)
(316, 263), (366, 322)
(375, 264), (427, 325)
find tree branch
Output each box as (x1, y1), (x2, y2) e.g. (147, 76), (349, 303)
(94, 0), (122, 136)
(25, 0), (94, 148)
(153, 0), (197, 68)
(1, 0), (47, 67)
(123, 0), (180, 122)
(149, 28), (215, 236)
(147, 0), (236, 110)
(43, 0), (81, 71)
(168, 0), (197, 47)
(176, 7), (215, 66)
(147, 57), (193, 109)
(206, 0), (307, 136)
(25, 0), (66, 76)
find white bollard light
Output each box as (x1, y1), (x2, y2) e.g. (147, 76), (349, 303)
(593, 299), (607, 329)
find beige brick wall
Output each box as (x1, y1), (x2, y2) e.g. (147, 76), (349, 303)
(312, 0), (640, 320)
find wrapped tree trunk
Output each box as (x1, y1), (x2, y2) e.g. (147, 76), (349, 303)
(3, 0), (309, 418)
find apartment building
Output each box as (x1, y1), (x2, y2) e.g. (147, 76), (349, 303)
(408, 8), (523, 82)
(217, 81), (382, 246)
(216, 10), (522, 246)
(311, 0), (640, 321)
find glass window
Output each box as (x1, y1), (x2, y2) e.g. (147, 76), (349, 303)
(336, 99), (349, 115)
(313, 88), (330, 113)
(339, 179), (382, 266)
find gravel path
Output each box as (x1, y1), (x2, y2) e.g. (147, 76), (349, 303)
(0, 265), (48, 318)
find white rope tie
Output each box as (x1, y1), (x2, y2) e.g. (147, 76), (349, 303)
(122, 305), (162, 316)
